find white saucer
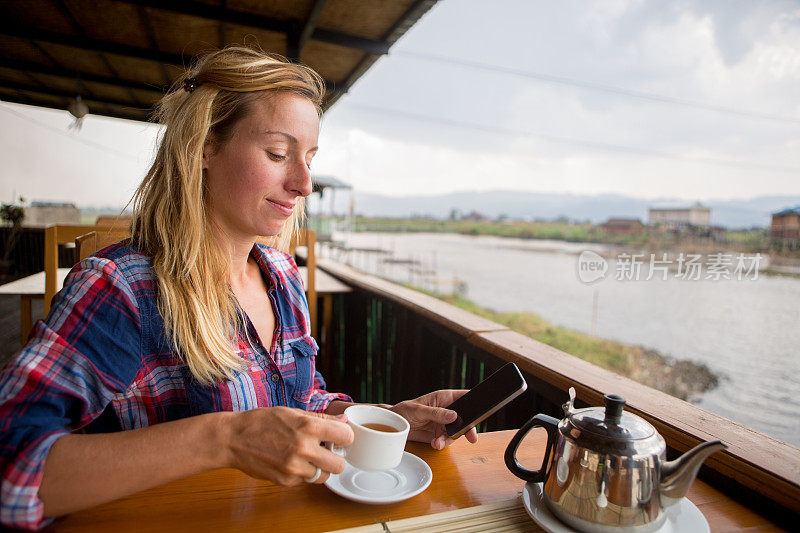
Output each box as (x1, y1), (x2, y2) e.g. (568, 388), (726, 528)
(324, 451), (432, 504)
(522, 482), (709, 533)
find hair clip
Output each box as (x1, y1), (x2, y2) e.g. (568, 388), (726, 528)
(183, 77), (200, 93)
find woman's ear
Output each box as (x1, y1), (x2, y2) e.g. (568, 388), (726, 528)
(202, 139), (213, 169)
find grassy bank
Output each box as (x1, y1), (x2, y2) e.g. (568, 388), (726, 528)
(352, 216), (782, 255)
(355, 217), (646, 246)
(427, 291), (718, 401)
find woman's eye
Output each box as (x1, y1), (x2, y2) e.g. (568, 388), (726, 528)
(267, 152), (286, 162)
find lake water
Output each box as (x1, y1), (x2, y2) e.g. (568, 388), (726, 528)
(330, 231), (800, 448)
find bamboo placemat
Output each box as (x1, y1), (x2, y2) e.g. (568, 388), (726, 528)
(327, 496), (543, 532)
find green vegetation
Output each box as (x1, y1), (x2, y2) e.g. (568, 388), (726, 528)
(414, 289), (718, 400)
(725, 228), (770, 252)
(355, 217), (648, 246)
(432, 292), (631, 373)
(352, 216), (778, 254)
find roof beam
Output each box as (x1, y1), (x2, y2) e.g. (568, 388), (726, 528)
(0, 22), (190, 66)
(113, 0), (389, 55)
(53, 0), (143, 106)
(0, 58), (168, 94)
(0, 80), (152, 110)
(137, 5), (173, 86)
(218, 0), (228, 48)
(0, 93), (149, 123)
(329, 0), (436, 108)
(0, 55), (342, 99)
(299, 0), (328, 53)
(310, 28), (388, 54)
(129, 0), (288, 33)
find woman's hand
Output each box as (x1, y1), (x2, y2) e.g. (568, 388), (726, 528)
(390, 390), (479, 450)
(222, 406), (354, 485)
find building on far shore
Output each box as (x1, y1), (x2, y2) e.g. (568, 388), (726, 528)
(601, 218), (645, 236)
(461, 211), (491, 222)
(648, 202), (710, 229)
(770, 206), (800, 245)
(23, 201), (81, 226)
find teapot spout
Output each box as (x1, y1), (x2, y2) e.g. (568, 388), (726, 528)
(660, 440), (727, 507)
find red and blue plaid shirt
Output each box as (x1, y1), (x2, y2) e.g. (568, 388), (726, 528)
(0, 241), (351, 530)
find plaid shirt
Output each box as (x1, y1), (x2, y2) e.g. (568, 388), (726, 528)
(0, 241), (351, 530)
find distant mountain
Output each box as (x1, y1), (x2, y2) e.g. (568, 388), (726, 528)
(310, 190), (800, 229)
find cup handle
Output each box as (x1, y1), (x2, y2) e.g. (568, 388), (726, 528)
(504, 413), (560, 483)
(323, 441), (347, 458)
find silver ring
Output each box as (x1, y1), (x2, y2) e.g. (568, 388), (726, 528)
(304, 467), (322, 483)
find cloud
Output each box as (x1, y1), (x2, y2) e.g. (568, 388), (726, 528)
(324, 0), (800, 199)
(2, 0), (798, 207)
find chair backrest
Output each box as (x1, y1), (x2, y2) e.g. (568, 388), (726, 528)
(58, 228), (316, 332)
(44, 225), (132, 313)
(75, 229), (132, 262)
(95, 215), (131, 231)
(44, 224), (99, 313)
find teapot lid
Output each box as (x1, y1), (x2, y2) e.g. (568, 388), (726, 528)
(569, 394), (655, 440)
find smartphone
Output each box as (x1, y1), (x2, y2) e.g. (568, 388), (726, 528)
(445, 362), (528, 439)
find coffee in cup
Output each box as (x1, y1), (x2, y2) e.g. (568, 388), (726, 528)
(361, 423), (400, 433)
(332, 405), (410, 471)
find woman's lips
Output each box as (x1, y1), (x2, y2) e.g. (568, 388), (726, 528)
(266, 199), (295, 216)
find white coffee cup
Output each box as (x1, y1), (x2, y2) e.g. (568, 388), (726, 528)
(331, 405), (410, 471)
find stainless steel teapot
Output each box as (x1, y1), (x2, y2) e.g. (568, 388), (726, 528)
(505, 388), (726, 532)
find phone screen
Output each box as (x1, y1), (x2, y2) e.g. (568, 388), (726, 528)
(445, 362), (527, 438)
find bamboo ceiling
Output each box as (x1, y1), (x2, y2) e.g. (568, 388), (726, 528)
(0, 0), (437, 122)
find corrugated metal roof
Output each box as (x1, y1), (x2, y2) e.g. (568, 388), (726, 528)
(772, 206), (800, 216)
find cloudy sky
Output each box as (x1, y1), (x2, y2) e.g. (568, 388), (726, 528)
(1, 0), (799, 208)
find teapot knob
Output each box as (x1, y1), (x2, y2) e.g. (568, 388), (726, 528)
(604, 394), (626, 424)
(562, 387), (577, 416)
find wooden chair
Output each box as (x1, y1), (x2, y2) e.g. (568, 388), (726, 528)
(43, 224), (100, 313)
(95, 215), (131, 231)
(65, 228), (316, 333)
(44, 225), (132, 313)
(74, 229), (131, 262)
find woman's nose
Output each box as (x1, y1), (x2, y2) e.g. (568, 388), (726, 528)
(288, 160), (313, 198)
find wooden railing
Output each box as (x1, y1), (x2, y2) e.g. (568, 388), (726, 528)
(316, 257), (799, 523)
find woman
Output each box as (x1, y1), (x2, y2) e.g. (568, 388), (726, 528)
(0, 47), (477, 530)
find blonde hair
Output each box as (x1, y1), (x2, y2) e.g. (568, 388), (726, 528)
(130, 46), (324, 384)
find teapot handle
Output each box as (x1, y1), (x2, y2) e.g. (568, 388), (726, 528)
(504, 413), (560, 483)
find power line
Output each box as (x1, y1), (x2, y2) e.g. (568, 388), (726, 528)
(346, 102), (800, 174)
(395, 50), (800, 125)
(0, 102), (141, 162)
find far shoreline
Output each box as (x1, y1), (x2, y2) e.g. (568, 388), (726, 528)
(350, 226), (800, 279)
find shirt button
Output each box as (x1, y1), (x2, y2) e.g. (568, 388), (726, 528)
(270, 374), (280, 383)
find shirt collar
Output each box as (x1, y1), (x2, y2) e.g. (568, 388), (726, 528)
(250, 243), (283, 291)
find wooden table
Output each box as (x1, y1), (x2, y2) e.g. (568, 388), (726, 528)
(43, 430), (782, 532)
(0, 267), (350, 347)
(0, 268), (69, 344)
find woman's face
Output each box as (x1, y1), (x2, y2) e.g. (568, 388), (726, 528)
(203, 92), (319, 240)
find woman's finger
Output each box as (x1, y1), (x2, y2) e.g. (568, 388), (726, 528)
(302, 412), (354, 448)
(308, 444), (347, 475)
(408, 403), (457, 426)
(303, 462), (331, 484)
